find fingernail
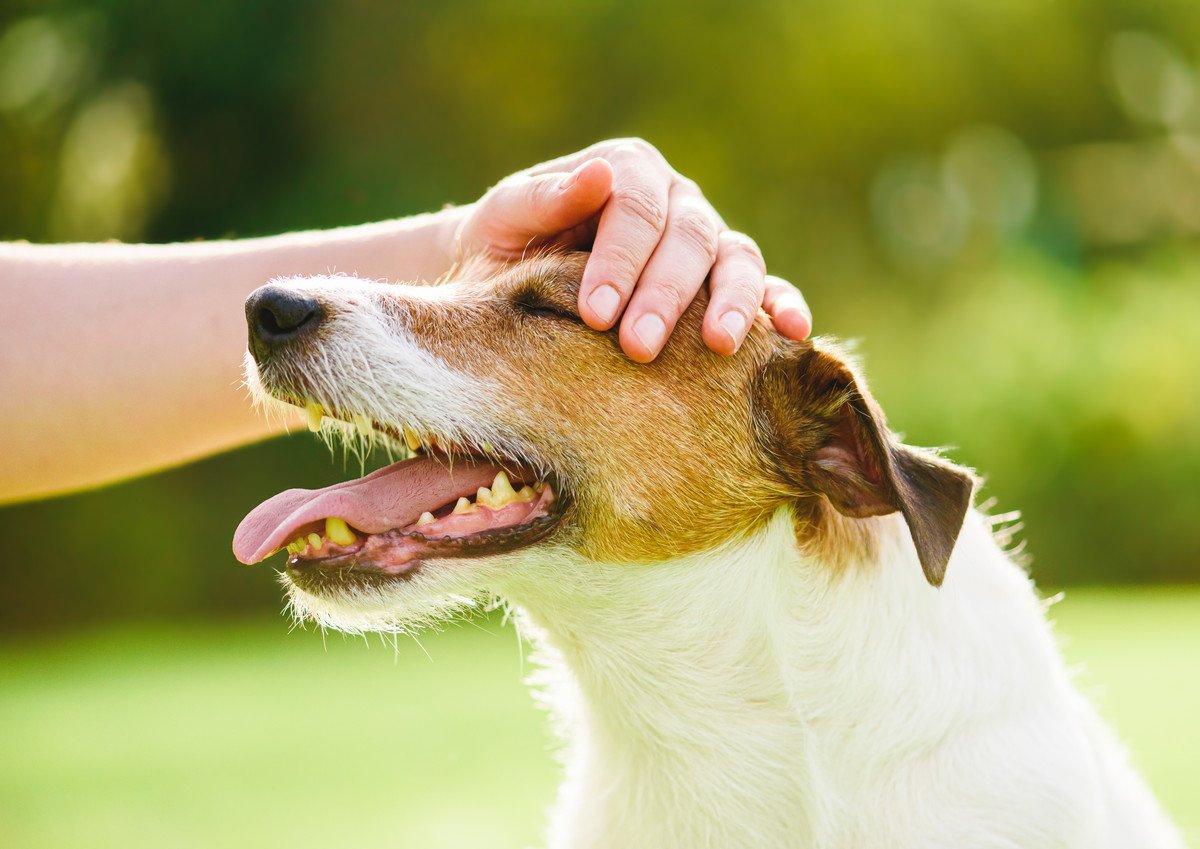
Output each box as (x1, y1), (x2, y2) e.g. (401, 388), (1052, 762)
(718, 311), (748, 349)
(778, 306), (812, 340)
(587, 284), (621, 325)
(632, 313), (667, 355)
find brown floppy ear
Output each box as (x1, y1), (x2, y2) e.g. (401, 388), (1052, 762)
(755, 342), (976, 587)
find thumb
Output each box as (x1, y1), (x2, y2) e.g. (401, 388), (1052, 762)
(473, 158), (613, 251)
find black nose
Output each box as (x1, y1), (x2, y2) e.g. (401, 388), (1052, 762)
(245, 286), (323, 360)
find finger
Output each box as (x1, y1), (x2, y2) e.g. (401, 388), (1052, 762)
(545, 217), (600, 252)
(578, 153), (673, 331)
(617, 181), (721, 363)
(472, 158), (613, 255)
(763, 275), (812, 340)
(701, 231), (767, 356)
(527, 137), (666, 178)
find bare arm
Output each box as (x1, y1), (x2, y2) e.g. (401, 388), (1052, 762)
(0, 213), (460, 504)
(1, 139), (811, 505)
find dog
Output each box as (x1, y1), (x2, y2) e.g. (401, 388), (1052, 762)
(234, 251), (1183, 849)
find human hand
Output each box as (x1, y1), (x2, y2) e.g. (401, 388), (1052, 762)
(453, 139), (812, 362)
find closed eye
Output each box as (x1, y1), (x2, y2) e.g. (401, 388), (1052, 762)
(512, 290), (583, 324)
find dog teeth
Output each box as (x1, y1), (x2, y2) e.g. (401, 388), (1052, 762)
(277, 474), (551, 559)
(490, 471), (519, 506)
(286, 533), (312, 556)
(352, 414), (373, 438)
(304, 400), (324, 432)
(284, 521), (358, 558)
(325, 517), (357, 546)
(403, 426), (422, 453)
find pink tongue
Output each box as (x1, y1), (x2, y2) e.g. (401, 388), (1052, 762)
(232, 457), (503, 565)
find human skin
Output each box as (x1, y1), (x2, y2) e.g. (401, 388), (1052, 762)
(0, 140), (811, 504)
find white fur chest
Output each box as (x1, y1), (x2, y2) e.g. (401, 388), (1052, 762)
(500, 510), (1183, 849)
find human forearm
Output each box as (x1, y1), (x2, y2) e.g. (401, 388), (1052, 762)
(1, 139), (816, 506)
(0, 209), (463, 504)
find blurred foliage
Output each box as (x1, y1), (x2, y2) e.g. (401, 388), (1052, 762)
(1, 0), (1198, 630)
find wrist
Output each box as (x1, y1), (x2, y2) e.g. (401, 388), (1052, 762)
(344, 206), (469, 283)
(433, 202), (474, 272)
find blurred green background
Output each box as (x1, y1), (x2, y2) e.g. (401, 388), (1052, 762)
(0, 0), (1197, 844)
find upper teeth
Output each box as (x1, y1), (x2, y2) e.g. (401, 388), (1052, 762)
(397, 427), (451, 457)
(352, 414), (373, 438)
(298, 403), (469, 461)
(305, 401), (324, 432)
(286, 408), (550, 547)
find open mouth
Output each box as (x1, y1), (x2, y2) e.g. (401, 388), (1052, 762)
(232, 407), (566, 580)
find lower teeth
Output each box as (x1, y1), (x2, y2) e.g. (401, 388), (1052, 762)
(287, 475), (550, 560)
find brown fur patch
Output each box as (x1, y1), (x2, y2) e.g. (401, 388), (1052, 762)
(755, 342), (976, 584)
(390, 253), (788, 562)
(303, 251), (973, 578)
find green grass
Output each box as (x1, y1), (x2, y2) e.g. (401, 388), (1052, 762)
(0, 588), (1196, 848)
(1048, 587), (1200, 843)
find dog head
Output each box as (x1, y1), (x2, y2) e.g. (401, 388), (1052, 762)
(234, 251), (974, 631)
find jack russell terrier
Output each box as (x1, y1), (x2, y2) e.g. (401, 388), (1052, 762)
(233, 251), (1183, 849)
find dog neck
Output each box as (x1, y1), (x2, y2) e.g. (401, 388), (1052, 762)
(501, 507), (1062, 849)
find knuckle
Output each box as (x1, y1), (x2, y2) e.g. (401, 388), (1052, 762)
(627, 137), (660, 158)
(607, 137), (664, 165)
(600, 239), (649, 278)
(671, 208), (720, 262)
(609, 141), (644, 161)
(645, 277), (695, 317)
(618, 136), (655, 154)
(718, 276), (763, 305)
(613, 185), (668, 232)
(719, 230), (766, 270)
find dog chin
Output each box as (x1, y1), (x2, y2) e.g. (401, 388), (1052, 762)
(279, 561), (484, 635)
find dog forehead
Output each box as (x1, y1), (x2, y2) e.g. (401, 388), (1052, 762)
(454, 250), (588, 301)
